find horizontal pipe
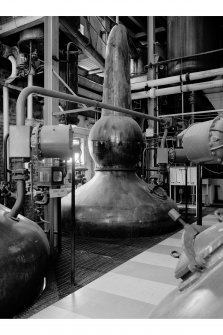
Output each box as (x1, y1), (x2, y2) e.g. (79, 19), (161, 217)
(150, 47), (223, 67)
(159, 109), (222, 118)
(132, 79), (223, 100)
(132, 67), (223, 91)
(16, 86), (162, 126)
(53, 106), (98, 116)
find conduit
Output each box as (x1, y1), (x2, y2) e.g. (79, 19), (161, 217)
(132, 78), (223, 100)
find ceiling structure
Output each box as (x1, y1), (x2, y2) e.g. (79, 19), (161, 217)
(0, 16), (167, 118)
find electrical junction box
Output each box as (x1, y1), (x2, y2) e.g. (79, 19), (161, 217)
(170, 167), (197, 186)
(37, 166), (64, 187)
(157, 148), (169, 164)
(9, 125), (31, 158)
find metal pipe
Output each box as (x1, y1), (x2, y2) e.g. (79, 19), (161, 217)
(3, 86), (9, 139)
(133, 67), (223, 91)
(27, 70), (34, 120)
(9, 180), (25, 218)
(16, 86), (162, 126)
(196, 164), (203, 226)
(5, 55), (17, 84)
(147, 16), (155, 176)
(3, 55), (17, 185)
(3, 133), (9, 182)
(132, 79), (223, 100)
(52, 69), (87, 108)
(150, 47), (223, 67)
(71, 147), (75, 285)
(159, 108), (221, 118)
(12, 85), (162, 218)
(3, 55), (17, 136)
(161, 127), (168, 148)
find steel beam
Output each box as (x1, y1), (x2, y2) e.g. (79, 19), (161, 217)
(0, 16), (44, 37)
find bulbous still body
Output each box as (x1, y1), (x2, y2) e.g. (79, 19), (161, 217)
(150, 221), (223, 318)
(62, 24), (178, 238)
(0, 205), (49, 318)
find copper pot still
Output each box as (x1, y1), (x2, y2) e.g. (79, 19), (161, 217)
(0, 205), (49, 318)
(62, 24), (178, 237)
(150, 221), (223, 318)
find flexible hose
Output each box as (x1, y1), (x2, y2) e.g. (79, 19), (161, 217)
(8, 180), (25, 219)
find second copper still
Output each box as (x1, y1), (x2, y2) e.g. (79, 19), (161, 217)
(62, 24), (178, 238)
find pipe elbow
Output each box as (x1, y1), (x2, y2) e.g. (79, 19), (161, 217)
(5, 55), (17, 84)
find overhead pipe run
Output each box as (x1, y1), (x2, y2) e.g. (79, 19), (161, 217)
(132, 78), (223, 100)
(132, 67), (223, 91)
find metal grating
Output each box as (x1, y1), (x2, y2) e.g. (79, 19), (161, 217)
(14, 229), (178, 319)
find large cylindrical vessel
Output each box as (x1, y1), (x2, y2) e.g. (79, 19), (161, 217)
(150, 221), (223, 318)
(182, 114), (223, 164)
(62, 24), (178, 237)
(0, 205), (49, 318)
(167, 17), (219, 76)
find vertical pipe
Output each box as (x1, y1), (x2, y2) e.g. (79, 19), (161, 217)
(3, 86), (9, 188)
(147, 16), (155, 177)
(57, 197), (62, 253)
(196, 164), (203, 225)
(71, 149), (76, 285)
(27, 71), (33, 121)
(184, 165), (188, 222)
(44, 16), (59, 256)
(3, 86), (9, 138)
(49, 200), (55, 255)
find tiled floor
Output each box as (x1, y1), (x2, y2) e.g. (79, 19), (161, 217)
(31, 212), (217, 319)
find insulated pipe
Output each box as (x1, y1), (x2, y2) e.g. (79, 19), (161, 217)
(132, 67), (223, 91)
(132, 79), (223, 100)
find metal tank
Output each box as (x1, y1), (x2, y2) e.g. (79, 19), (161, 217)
(150, 220), (223, 318)
(62, 24), (178, 238)
(182, 114), (223, 164)
(0, 204), (49, 318)
(167, 16), (219, 76)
